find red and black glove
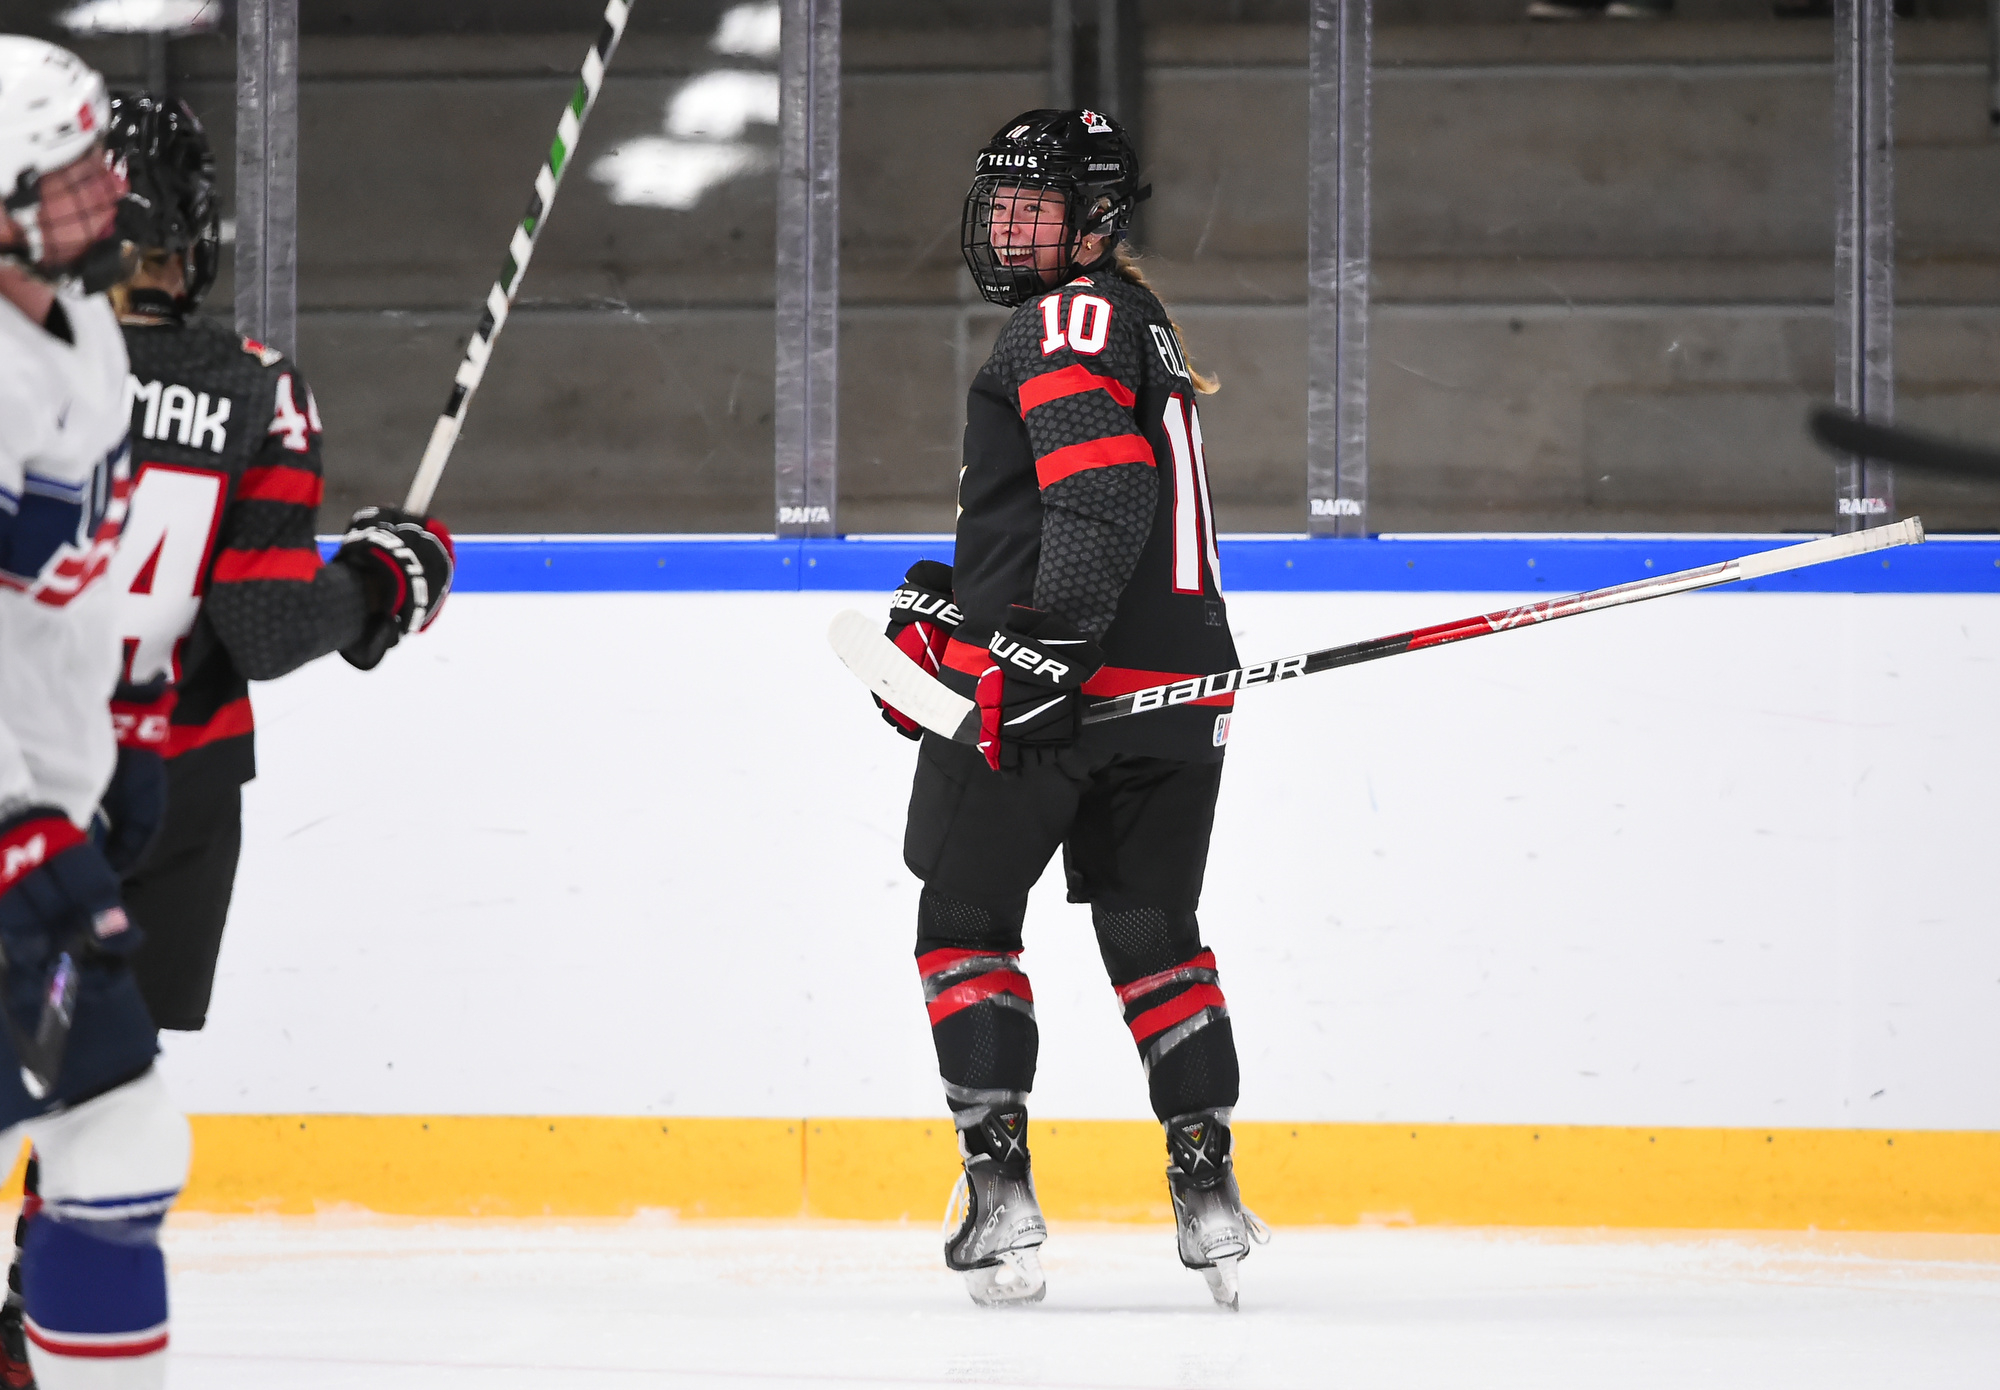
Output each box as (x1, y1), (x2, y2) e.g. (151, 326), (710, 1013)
(973, 605), (1105, 772)
(334, 505), (457, 671)
(878, 559), (961, 739)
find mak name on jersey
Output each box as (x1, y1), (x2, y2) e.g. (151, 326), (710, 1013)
(126, 377), (231, 454)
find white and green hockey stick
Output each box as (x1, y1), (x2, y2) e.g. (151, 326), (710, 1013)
(403, 0), (633, 514)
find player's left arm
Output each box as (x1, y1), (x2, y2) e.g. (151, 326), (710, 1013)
(1015, 285), (1158, 642)
(200, 362), (372, 681)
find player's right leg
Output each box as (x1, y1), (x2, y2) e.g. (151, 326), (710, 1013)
(904, 736), (1081, 1306)
(17, 1067), (189, 1389)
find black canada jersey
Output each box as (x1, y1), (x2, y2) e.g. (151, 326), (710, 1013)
(109, 317), (366, 785)
(947, 269), (1238, 763)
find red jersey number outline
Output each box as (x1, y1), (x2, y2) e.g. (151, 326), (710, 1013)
(1162, 394), (1222, 596)
(108, 463), (228, 685)
(1038, 292), (1114, 357)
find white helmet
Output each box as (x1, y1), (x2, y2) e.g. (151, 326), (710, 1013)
(0, 36), (115, 278)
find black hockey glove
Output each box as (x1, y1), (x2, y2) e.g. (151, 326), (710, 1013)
(973, 605), (1105, 773)
(98, 678), (173, 874)
(0, 809), (142, 1097)
(334, 506), (457, 671)
(879, 560), (961, 739)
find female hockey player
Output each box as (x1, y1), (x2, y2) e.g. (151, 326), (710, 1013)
(0, 92), (456, 1389)
(0, 39), (191, 1390)
(877, 109), (1266, 1309)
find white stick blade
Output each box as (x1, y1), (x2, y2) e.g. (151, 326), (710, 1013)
(1734, 516), (1924, 582)
(827, 609), (974, 741)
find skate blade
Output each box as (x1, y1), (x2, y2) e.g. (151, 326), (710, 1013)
(1201, 1255), (1241, 1311)
(965, 1249), (1046, 1307)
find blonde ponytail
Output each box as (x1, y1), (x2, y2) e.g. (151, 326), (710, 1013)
(1110, 244), (1219, 395)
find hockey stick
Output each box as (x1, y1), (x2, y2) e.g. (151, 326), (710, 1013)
(1809, 407), (2000, 483)
(3, 947), (79, 1100)
(828, 519), (1927, 745)
(402, 0), (634, 515)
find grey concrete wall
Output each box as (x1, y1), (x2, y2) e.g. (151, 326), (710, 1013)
(61, 20), (2000, 534)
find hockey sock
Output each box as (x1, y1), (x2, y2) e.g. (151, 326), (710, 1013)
(916, 887), (1037, 1118)
(21, 1195), (173, 1390)
(1093, 906), (1240, 1123)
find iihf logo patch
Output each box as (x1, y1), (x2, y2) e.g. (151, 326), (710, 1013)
(1080, 110), (1112, 134)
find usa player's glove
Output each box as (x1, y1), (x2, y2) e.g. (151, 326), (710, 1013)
(334, 505), (457, 671)
(973, 605), (1105, 772)
(879, 560), (961, 739)
(0, 809), (143, 1097)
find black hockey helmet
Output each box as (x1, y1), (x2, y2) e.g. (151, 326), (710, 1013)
(961, 108), (1149, 308)
(105, 91), (219, 316)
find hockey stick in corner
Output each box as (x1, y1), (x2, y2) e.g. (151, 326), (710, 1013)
(1809, 407), (2000, 484)
(828, 520), (1927, 745)
(401, 0), (634, 514)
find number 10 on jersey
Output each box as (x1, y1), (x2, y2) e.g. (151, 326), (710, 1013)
(1163, 394), (1221, 596)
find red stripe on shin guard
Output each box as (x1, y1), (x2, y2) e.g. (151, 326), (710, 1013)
(927, 971), (1034, 1025)
(1127, 984), (1227, 1046)
(1115, 951), (1218, 1005)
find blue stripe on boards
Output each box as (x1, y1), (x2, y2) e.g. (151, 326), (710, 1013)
(315, 534), (2000, 595)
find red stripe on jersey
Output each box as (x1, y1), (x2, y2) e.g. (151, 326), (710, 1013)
(236, 465), (324, 507)
(161, 698), (254, 759)
(1081, 665), (1235, 710)
(1128, 984), (1227, 1045)
(1018, 364), (1137, 415)
(211, 547), (320, 584)
(927, 970), (1034, 1025)
(943, 636), (995, 678)
(1115, 951), (1218, 1004)
(1034, 434), (1156, 489)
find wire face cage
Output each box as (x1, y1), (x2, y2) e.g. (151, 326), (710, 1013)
(961, 171), (1087, 308)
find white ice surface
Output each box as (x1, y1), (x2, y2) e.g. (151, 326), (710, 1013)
(160, 1217), (2000, 1389)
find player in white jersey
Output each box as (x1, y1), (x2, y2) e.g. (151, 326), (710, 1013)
(0, 38), (190, 1390)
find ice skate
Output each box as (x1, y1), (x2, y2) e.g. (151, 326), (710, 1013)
(1165, 1111), (1270, 1311)
(942, 1106), (1047, 1307)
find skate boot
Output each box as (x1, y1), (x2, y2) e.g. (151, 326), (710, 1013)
(1165, 1110), (1270, 1311)
(942, 1104), (1047, 1307)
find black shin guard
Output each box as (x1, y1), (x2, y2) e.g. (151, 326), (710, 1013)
(1094, 905), (1241, 1123)
(916, 887), (1037, 1113)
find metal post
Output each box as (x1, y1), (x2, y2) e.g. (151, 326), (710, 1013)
(1097, 0), (1119, 117)
(234, 0), (297, 357)
(144, 32), (168, 94)
(1306, 0), (1371, 538)
(1987, 0), (1998, 136)
(1833, 0), (1895, 531)
(776, 0), (840, 538)
(1051, 0), (1074, 109)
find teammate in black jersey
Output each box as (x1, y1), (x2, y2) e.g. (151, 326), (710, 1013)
(0, 94), (455, 1389)
(878, 110), (1266, 1310)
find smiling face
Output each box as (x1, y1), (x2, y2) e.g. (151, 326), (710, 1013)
(985, 184), (1111, 287)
